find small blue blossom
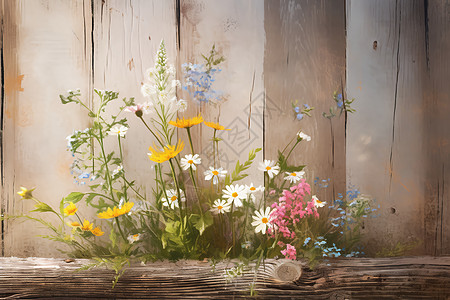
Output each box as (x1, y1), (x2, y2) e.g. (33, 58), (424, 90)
(304, 103), (310, 109)
(294, 106), (300, 113)
(296, 113), (304, 120)
(303, 237), (311, 246)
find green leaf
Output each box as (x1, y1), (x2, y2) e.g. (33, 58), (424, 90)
(190, 212), (213, 235)
(31, 202), (56, 214)
(63, 192), (85, 204)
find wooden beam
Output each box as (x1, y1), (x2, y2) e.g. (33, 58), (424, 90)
(0, 257), (449, 298)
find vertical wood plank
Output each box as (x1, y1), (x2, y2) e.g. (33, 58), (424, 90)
(264, 0), (346, 201)
(346, 0), (427, 254)
(179, 0), (265, 187)
(2, 0), (93, 256)
(92, 0), (177, 195)
(424, 0), (450, 255)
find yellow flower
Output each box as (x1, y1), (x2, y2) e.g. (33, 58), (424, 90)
(81, 219), (93, 231)
(90, 226), (104, 236)
(67, 221), (81, 227)
(97, 202), (134, 219)
(148, 140), (184, 163)
(169, 114), (203, 128)
(64, 202), (77, 216)
(204, 121), (230, 131)
(17, 187), (35, 199)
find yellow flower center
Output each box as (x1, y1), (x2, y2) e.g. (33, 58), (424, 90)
(266, 166), (271, 171)
(218, 205), (223, 210)
(212, 170), (219, 176)
(170, 195), (177, 202)
(232, 192), (238, 198)
(262, 217), (268, 224)
(250, 187), (256, 191)
(188, 160), (194, 164)
(290, 172), (296, 176)
(133, 234), (139, 240)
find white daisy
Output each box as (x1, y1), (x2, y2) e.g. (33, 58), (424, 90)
(112, 165), (123, 176)
(162, 189), (186, 209)
(284, 170), (305, 184)
(297, 131), (311, 141)
(210, 199), (231, 214)
(258, 160), (280, 178)
(108, 125), (128, 137)
(204, 167), (227, 185)
(245, 183), (265, 202)
(180, 154), (201, 171)
(251, 207), (273, 234)
(127, 233), (141, 244)
(312, 195), (326, 208)
(222, 184), (247, 207)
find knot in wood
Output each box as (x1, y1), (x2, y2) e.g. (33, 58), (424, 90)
(274, 261), (302, 282)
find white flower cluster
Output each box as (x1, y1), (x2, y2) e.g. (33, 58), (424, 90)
(139, 41), (186, 113)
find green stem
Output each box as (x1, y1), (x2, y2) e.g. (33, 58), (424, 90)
(118, 136), (127, 202)
(115, 217), (127, 242)
(168, 159), (184, 231)
(97, 129), (117, 204)
(139, 116), (164, 147)
(213, 130), (217, 168)
(186, 127), (195, 155)
(189, 166), (203, 216)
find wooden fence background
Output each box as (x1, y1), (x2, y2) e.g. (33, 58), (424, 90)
(0, 0), (448, 258)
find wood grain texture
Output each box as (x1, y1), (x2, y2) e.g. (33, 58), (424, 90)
(178, 0), (265, 184)
(423, 0), (450, 255)
(2, 0), (93, 257)
(263, 0), (346, 202)
(0, 257), (449, 299)
(92, 0), (177, 196)
(346, 0), (428, 255)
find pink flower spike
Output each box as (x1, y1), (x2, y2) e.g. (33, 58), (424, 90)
(281, 244), (297, 260)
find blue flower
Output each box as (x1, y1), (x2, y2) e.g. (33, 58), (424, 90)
(303, 237), (311, 246)
(296, 113), (304, 120)
(294, 106), (300, 113)
(337, 94), (342, 101)
(304, 104), (310, 109)
(337, 100), (344, 108)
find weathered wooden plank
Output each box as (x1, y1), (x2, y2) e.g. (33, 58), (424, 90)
(92, 0), (177, 195)
(178, 0), (265, 184)
(0, 257), (449, 299)
(346, 0), (427, 255)
(2, 0), (93, 257)
(263, 0), (346, 201)
(423, 0), (450, 255)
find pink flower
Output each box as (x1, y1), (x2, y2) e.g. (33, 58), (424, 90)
(281, 244), (297, 260)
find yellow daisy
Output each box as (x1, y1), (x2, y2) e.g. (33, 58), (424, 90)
(90, 226), (104, 236)
(17, 187), (35, 199)
(67, 221), (81, 227)
(169, 114), (203, 128)
(204, 121), (230, 131)
(148, 140), (184, 163)
(64, 202), (77, 216)
(97, 202), (134, 219)
(81, 219), (93, 231)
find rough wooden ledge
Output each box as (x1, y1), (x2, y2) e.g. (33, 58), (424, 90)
(0, 256), (449, 299)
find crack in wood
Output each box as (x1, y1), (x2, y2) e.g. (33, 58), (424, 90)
(389, 0), (402, 195)
(0, 4), (4, 257)
(248, 70), (255, 139)
(424, 0), (430, 70)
